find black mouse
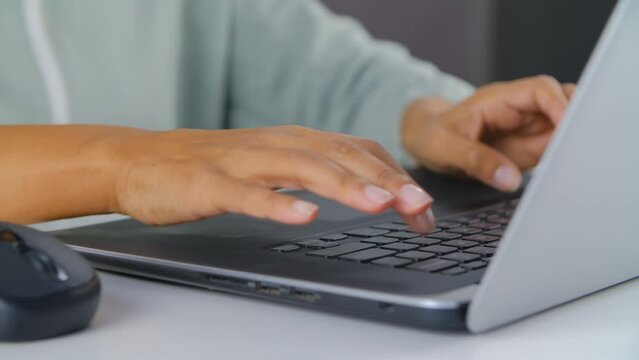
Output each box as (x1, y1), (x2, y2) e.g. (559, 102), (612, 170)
(0, 222), (100, 341)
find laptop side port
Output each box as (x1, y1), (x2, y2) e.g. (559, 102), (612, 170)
(288, 288), (320, 303)
(201, 273), (256, 289)
(255, 282), (282, 296)
(200, 274), (320, 303)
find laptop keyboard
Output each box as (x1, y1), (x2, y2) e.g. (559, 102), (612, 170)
(270, 199), (518, 276)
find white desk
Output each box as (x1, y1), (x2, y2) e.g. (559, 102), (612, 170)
(4, 216), (639, 359)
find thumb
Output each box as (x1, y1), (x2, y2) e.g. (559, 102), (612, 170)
(444, 133), (523, 192)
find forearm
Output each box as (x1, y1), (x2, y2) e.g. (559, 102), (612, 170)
(0, 124), (130, 224)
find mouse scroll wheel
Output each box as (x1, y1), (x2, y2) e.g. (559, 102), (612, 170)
(23, 250), (69, 282)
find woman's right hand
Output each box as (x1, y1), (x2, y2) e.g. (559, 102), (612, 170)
(102, 126), (435, 232)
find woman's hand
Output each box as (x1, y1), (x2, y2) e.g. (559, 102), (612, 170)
(105, 126), (435, 231)
(402, 75), (576, 191)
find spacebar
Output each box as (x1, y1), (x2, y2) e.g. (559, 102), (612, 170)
(307, 242), (374, 258)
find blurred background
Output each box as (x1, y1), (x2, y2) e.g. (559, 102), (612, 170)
(321, 0), (617, 86)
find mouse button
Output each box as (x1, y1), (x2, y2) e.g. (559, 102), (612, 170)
(22, 250), (65, 279)
(4, 225), (94, 286)
(0, 250), (62, 299)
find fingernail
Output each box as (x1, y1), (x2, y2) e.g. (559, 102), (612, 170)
(399, 184), (433, 210)
(292, 200), (318, 217)
(493, 166), (522, 191)
(414, 209), (436, 233)
(364, 185), (394, 205)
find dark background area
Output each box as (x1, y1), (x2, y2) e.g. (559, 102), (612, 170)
(320, 0), (617, 86)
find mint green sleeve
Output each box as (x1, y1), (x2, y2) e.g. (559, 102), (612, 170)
(227, 0), (475, 165)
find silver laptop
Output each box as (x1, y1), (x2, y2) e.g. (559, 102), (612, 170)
(54, 0), (639, 332)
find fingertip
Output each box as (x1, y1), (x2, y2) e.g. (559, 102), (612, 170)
(397, 183), (434, 214)
(403, 208), (437, 234)
(493, 165), (523, 192)
(363, 184), (395, 206)
(551, 106), (566, 126)
(285, 200), (319, 224)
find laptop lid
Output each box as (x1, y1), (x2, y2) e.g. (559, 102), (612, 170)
(468, 0), (639, 332)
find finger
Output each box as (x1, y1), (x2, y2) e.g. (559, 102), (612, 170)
(347, 136), (408, 174)
(476, 75), (569, 128)
(323, 138), (433, 215)
(507, 75), (568, 125)
(223, 148), (397, 214)
(562, 83), (576, 99)
(400, 208), (437, 234)
(200, 173), (320, 225)
(438, 132), (523, 192)
(491, 130), (553, 171)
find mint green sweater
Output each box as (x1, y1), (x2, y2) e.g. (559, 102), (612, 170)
(0, 0), (473, 164)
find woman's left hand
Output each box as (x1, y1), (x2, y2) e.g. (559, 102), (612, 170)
(402, 75), (576, 192)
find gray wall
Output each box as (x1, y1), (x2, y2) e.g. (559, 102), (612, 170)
(320, 0), (615, 86)
(321, 0), (496, 86)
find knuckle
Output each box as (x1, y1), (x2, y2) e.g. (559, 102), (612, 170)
(332, 139), (358, 158)
(375, 166), (399, 185)
(534, 74), (559, 87)
(286, 148), (319, 165)
(358, 138), (384, 153)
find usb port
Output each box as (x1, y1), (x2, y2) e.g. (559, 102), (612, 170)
(288, 289), (320, 303)
(256, 282), (282, 296)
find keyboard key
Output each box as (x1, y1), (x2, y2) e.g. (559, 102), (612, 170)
(361, 236), (398, 245)
(499, 209), (515, 217)
(485, 241), (500, 248)
(404, 237), (440, 246)
(425, 232), (462, 240)
(463, 234), (500, 243)
(473, 222), (501, 231)
(441, 252), (481, 263)
(447, 227), (482, 235)
(475, 212), (495, 219)
(453, 216), (481, 225)
(420, 245), (457, 255)
(441, 267), (468, 276)
(384, 231), (419, 239)
(483, 229), (505, 237)
(320, 233), (348, 241)
(371, 223), (409, 231)
(270, 244), (300, 252)
(339, 248), (396, 262)
(466, 246), (496, 256)
(381, 242), (420, 251)
(407, 258), (457, 272)
(441, 239), (477, 249)
(486, 215), (509, 225)
(297, 239), (338, 249)
(344, 228), (390, 237)
(462, 260), (488, 270)
(396, 251), (435, 261)
(371, 256), (413, 267)
(436, 221), (462, 229)
(307, 242), (374, 258)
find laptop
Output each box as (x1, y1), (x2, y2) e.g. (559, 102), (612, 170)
(53, 0), (639, 332)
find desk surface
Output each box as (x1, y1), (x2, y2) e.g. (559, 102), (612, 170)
(2, 214), (638, 359)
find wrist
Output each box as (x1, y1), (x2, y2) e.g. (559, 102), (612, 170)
(89, 126), (154, 215)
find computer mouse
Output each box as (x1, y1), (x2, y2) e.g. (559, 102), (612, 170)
(0, 222), (100, 341)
